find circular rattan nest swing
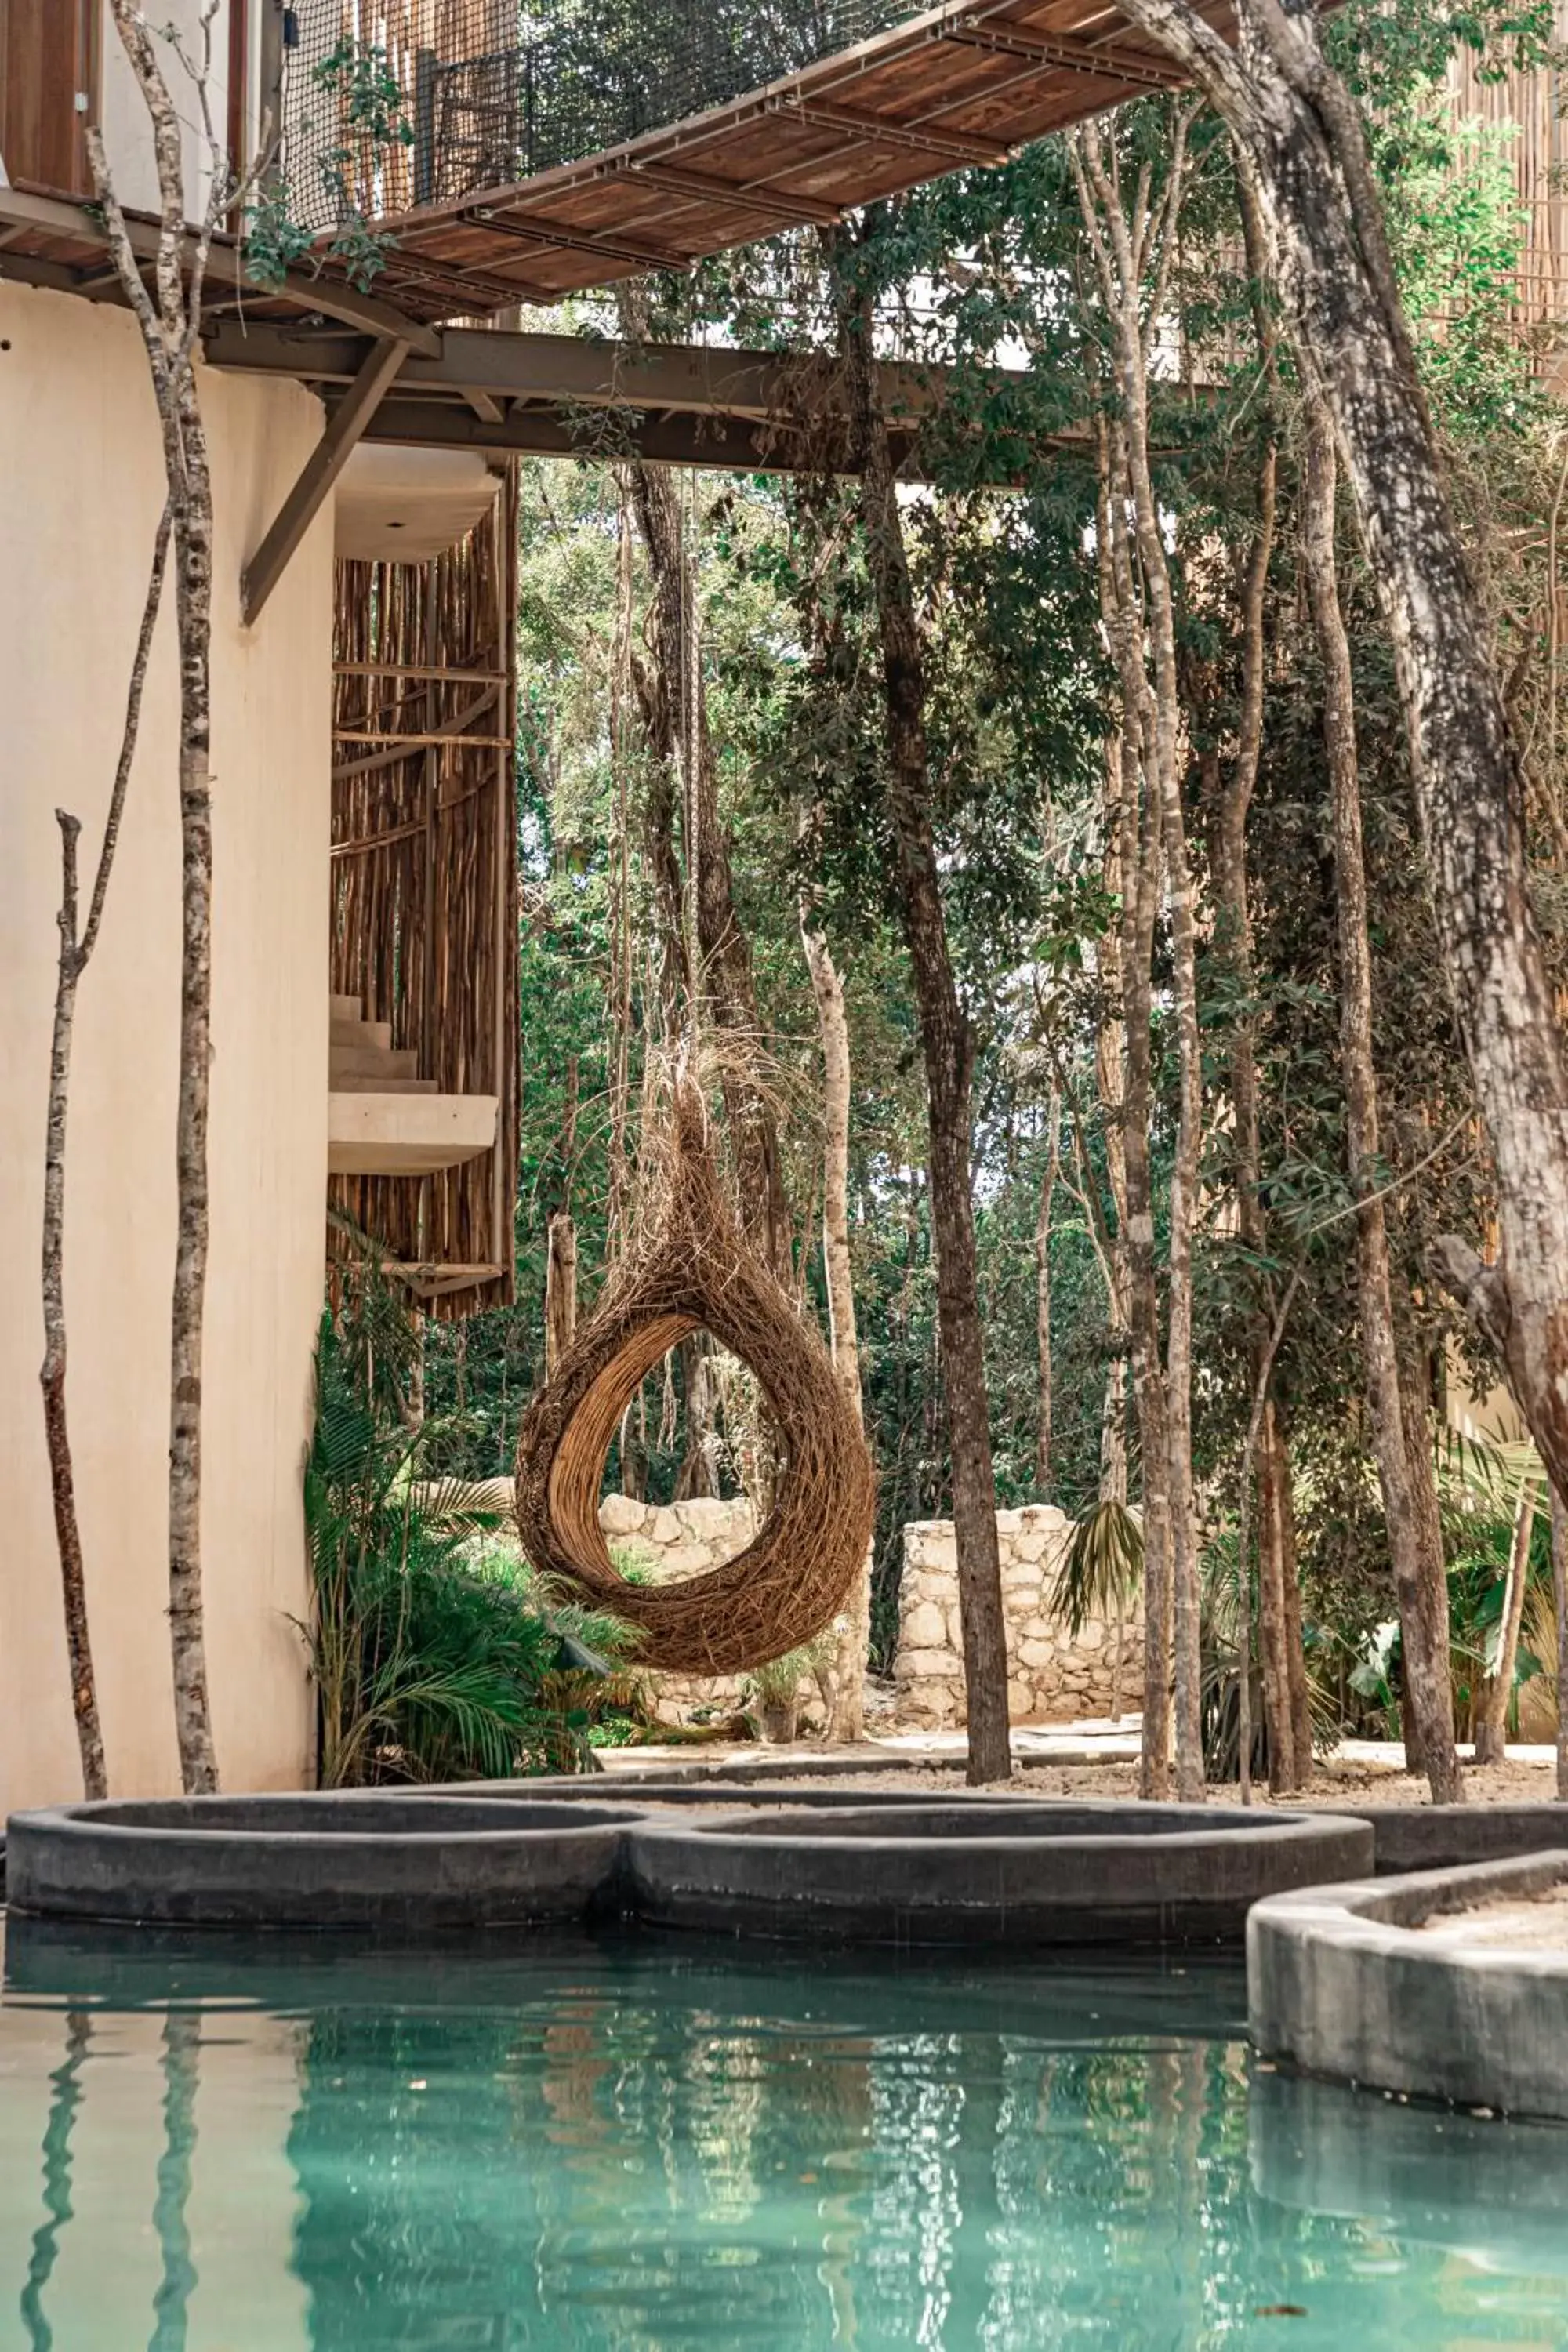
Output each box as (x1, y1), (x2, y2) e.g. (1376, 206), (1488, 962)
(514, 1089), (877, 1675)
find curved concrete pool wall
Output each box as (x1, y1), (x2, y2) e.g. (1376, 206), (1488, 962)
(626, 1802), (1376, 1947)
(1249, 1852), (1568, 2122)
(7, 1791), (1373, 1947)
(3, 1796), (646, 1930)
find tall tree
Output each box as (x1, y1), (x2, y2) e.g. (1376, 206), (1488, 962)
(1034, 1084), (1062, 1498)
(1301, 387), (1462, 1802)
(1074, 111), (1206, 1796)
(1117, 0), (1568, 1512)
(838, 249), (1012, 1784)
(40, 508), (171, 1799)
(89, 2), (227, 1793)
(800, 900), (871, 1737)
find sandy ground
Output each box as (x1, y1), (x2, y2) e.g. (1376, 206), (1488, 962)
(1420, 1887), (1568, 1950)
(607, 1747), (1565, 1808)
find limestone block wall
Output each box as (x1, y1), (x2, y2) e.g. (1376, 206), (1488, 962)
(895, 1507), (1142, 1726)
(598, 1493), (759, 1723)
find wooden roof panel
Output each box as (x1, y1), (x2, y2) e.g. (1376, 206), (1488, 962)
(354, 0), (1234, 321)
(1, 0), (1232, 330)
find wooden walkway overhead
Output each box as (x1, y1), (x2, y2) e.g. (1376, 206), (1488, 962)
(307, 0), (1231, 326)
(0, 2), (1229, 335)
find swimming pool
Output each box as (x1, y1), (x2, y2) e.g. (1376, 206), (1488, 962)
(2, 1921), (1565, 2348)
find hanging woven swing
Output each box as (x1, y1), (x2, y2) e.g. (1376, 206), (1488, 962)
(514, 1086), (877, 1676)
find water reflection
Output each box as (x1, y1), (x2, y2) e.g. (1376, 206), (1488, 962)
(2, 1919), (1566, 2350)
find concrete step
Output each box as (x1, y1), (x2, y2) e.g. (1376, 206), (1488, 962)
(329, 1073), (438, 1095)
(329, 1091), (499, 1178)
(330, 1045), (419, 1083)
(331, 1016), (392, 1051)
(330, 993), (363, 1024)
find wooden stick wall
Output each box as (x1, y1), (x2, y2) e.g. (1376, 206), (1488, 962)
(329, 465), (520, 1317)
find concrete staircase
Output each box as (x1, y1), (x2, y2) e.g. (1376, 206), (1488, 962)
(328, 994), (497, 1178)
(330, 996), (437, 1093)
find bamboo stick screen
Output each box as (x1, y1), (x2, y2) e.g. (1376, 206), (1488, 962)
(329, 464), (519, 1318)
(1448, 9), (1568, 353)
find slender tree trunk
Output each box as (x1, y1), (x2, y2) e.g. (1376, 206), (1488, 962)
(800, 909), (870, 1740)
(1076, 125), (1204, 1795)
(90, 8), (224, 1794)
(840, 267), (1011, 1784)
(1301, 393), (1462, 1803)
(1120, 724), (1174, 1798)
(1475, 1478), (1537, 1766)
(1552, 1483), (1568, 1802)
(545, 1214), (579, 1378)
(1119, 0), (1568, 1512)
(1275, 1410), (1314, 1779)
(1254, 1407), (1297, 1791)
(1204, 231), (1308, 1788)
(672, 1334), (718, 1501)
(545, 1054), (579, 1377)
(1034, 1086), (1061, 1499)
(38, 507), (170, 1800)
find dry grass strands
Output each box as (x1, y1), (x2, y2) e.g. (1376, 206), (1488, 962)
(515, 1087), (876, 1674)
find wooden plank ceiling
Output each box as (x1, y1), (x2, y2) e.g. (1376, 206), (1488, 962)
(327, 0), (1232, 325)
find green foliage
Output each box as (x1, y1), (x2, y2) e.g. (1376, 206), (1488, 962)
(1049, 1502), (1144, 1638)
(246, 35), (413, 292)
(418, 6), (1563, 1730)
(303, 1272), (648, 1784)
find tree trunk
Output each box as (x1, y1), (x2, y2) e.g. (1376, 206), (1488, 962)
(545, 1213), (579, 1378)
(1254, 1406), (1296, 1791)
(91, 8), (223, 1795)
(1276, 1414), (1314, 1780)
(1203, 266), (1308, 1791)
(1075, 125), (1203, 1797)
(800, 909), (871, 1741)
(1552, 1483), (1568, 1802)
(1301, 392), (1462, 1804)
(1034, 1086), (1061, 1500)
(840, 267), (1011, 1785)
(38, 506), (170, 1800)
(672, 1334), (718, 1501)
(1475, 1478), (1537, 1766)
(1119, 0), (1568, 1513)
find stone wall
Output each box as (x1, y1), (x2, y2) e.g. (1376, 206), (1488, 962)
(895, 1507), (1142, 1726)
(598, 1493), (760, 1725)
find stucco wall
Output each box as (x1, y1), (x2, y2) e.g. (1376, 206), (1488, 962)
(895, 1508), (1143, 1726)
(0, 282), (331, 1813)
(97, 0), (235, 220)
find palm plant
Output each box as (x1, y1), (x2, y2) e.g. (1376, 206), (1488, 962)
(303, 1300), (649, 1785)
(1047, 1498), (1143, 1722)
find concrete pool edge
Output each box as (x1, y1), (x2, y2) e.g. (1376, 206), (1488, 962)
(2, 1795), (648, 1930)
(1248, 1851), (1568, 2122)
(9, 1790), (1367, 1945)
(622, 1802), (1375, 1947)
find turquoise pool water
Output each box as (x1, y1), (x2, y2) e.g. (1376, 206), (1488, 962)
(2, 1921), (1566, 2350)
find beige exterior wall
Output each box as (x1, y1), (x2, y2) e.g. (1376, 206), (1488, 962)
(0, 281), (332, 1813)
(97, 0), (236, 220)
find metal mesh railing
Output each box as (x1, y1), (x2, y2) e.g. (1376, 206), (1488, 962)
(282, 0), (923, 228)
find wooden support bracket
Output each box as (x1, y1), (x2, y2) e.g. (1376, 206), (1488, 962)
(241, 336), (410, 627)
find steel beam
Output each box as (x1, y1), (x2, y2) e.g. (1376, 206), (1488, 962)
(241, 336), (411, 625)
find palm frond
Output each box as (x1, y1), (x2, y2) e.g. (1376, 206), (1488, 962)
(1048, 1499), (1144, 1635)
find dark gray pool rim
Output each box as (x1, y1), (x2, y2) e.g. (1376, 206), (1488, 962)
(5, 1790), (1364, 1945)
(1249, 1852), (1568, 2122)
(622, 1802), (1375, 1947)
